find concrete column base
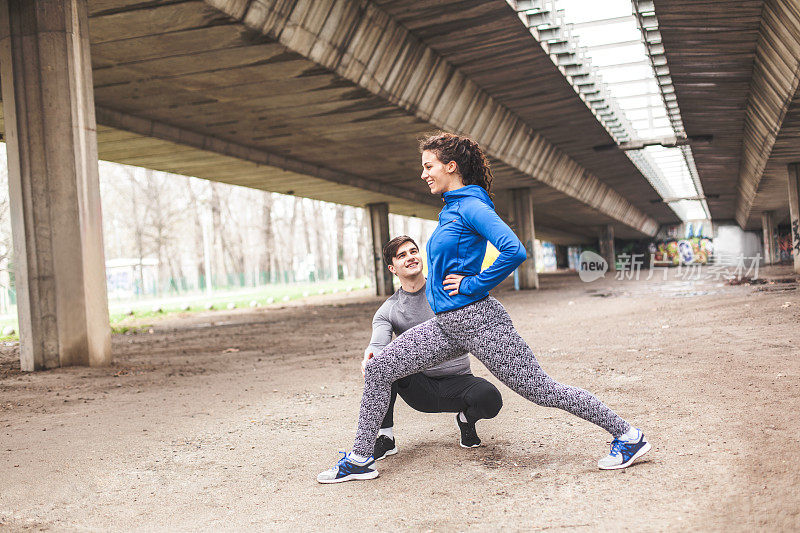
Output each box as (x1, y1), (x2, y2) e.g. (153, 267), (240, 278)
(367, 203), (394, 296)
(0, 0), (111, 370)
(598, 224), (616, 272)
(761, 211), (777, 266)
(788, 164), (800, 274)
(511, 188), (539, 290)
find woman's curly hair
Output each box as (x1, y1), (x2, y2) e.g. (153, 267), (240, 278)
(419, 132), (494, 195)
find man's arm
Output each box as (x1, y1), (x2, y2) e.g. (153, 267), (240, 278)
(362, 305), (394, 375)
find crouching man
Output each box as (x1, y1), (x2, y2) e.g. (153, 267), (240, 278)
(364, 235), (503, 460)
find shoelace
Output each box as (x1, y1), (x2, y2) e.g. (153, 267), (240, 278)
(609, 438), (624, 457)
(329, 450), (348, 471)
(334, 451), (373, 468)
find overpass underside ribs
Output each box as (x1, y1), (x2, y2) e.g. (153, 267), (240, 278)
(367, 203), (394, 297)
(511, 0), (709, 222)
(736, 1), (800, 227)
(0, 0), (111, 370)
(205, 0), (659, 238)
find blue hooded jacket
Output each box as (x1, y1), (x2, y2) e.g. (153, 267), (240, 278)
(425, 185), (527, 313)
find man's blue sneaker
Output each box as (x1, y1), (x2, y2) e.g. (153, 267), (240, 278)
(598, 428), (651, 470)
(317, 452), (379, 483)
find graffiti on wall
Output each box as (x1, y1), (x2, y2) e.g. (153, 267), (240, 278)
(650, 222), (714, 265)
(778, 232), (793, 262)
(650, 237), (714, 265)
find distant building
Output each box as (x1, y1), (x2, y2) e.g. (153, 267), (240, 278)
(106, 258), (159, 299)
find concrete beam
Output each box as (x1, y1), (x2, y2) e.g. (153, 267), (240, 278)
(533, 226), (593, 246)
(761, 211), (777, 265)
(0, 0), (110, 370)
(788, 164), (800, 274)
(205, 0), (660, 237)
(735, 0), (800, 227)
(367, 202), (393, 296)
(95, 107), (442, 211)
(511, 188), (539, 290)
(598, 224), (616, 272)
(491, 190), (593, 245)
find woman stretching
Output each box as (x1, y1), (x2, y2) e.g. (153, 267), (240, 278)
(318, 133), (651, 483)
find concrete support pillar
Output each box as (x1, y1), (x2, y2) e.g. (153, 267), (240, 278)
(510, 188), (539, 289)
(598, 224), (616, 272)
(367, 202), (394, 296)
(555, 244), (569, 269)
(788, 164), (800, 274)
(761, 211), (777, 266)
(0, 0), (110, 370)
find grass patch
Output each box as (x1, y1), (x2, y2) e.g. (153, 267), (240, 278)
(0, 278), (372, 341)
(110, 324), (153, 335)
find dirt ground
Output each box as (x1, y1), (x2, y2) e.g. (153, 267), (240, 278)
(0, 266), (798, 532)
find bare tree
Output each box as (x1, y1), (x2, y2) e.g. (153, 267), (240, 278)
(0, 162), (14, 308)
(209, 182), (227, 286)
(312, 200), (328, 280)
(187, 178), (208, 289)
(220, 193), (246, 283)
(1, 146), (435, 302)
(298, 198), (313, 280)
(357, 208), (371, 279)
(128, 167), (149, 294)
(335, 205), (345, 280)
(283, 197), (301, 282)
(259, 192), (275, 283)
(0, 168), (12, 269)
(140, 168), (188, 294)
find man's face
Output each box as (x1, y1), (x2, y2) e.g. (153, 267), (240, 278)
(389, 241), (423, 278)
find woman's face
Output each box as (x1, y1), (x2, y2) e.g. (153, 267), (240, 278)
(421, 150), (463, 195)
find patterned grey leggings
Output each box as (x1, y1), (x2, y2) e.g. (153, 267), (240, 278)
(354, 296), (630, 457)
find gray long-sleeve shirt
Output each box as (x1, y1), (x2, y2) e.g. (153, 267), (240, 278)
(365, 281), (471, 378)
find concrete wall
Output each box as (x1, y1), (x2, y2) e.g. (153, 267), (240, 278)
(713, 224), (763, 262)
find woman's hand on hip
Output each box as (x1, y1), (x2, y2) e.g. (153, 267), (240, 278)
(443, 274), (465, 296)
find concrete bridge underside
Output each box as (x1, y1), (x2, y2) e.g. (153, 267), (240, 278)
(83, 0), (675, 239)
(1, 0), (688, 369)
(655, 0), (800, 273)
(656, 0), (800, 229)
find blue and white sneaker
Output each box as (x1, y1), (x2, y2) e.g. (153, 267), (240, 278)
(598, 428), (651, 470)
(317, 452), (379, 484)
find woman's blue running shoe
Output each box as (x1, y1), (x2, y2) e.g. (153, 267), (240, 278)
(598, 428), (651, 469)
(317, 452), (379, 483)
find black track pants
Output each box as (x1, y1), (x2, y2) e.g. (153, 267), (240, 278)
(380, 373), (503, 428)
